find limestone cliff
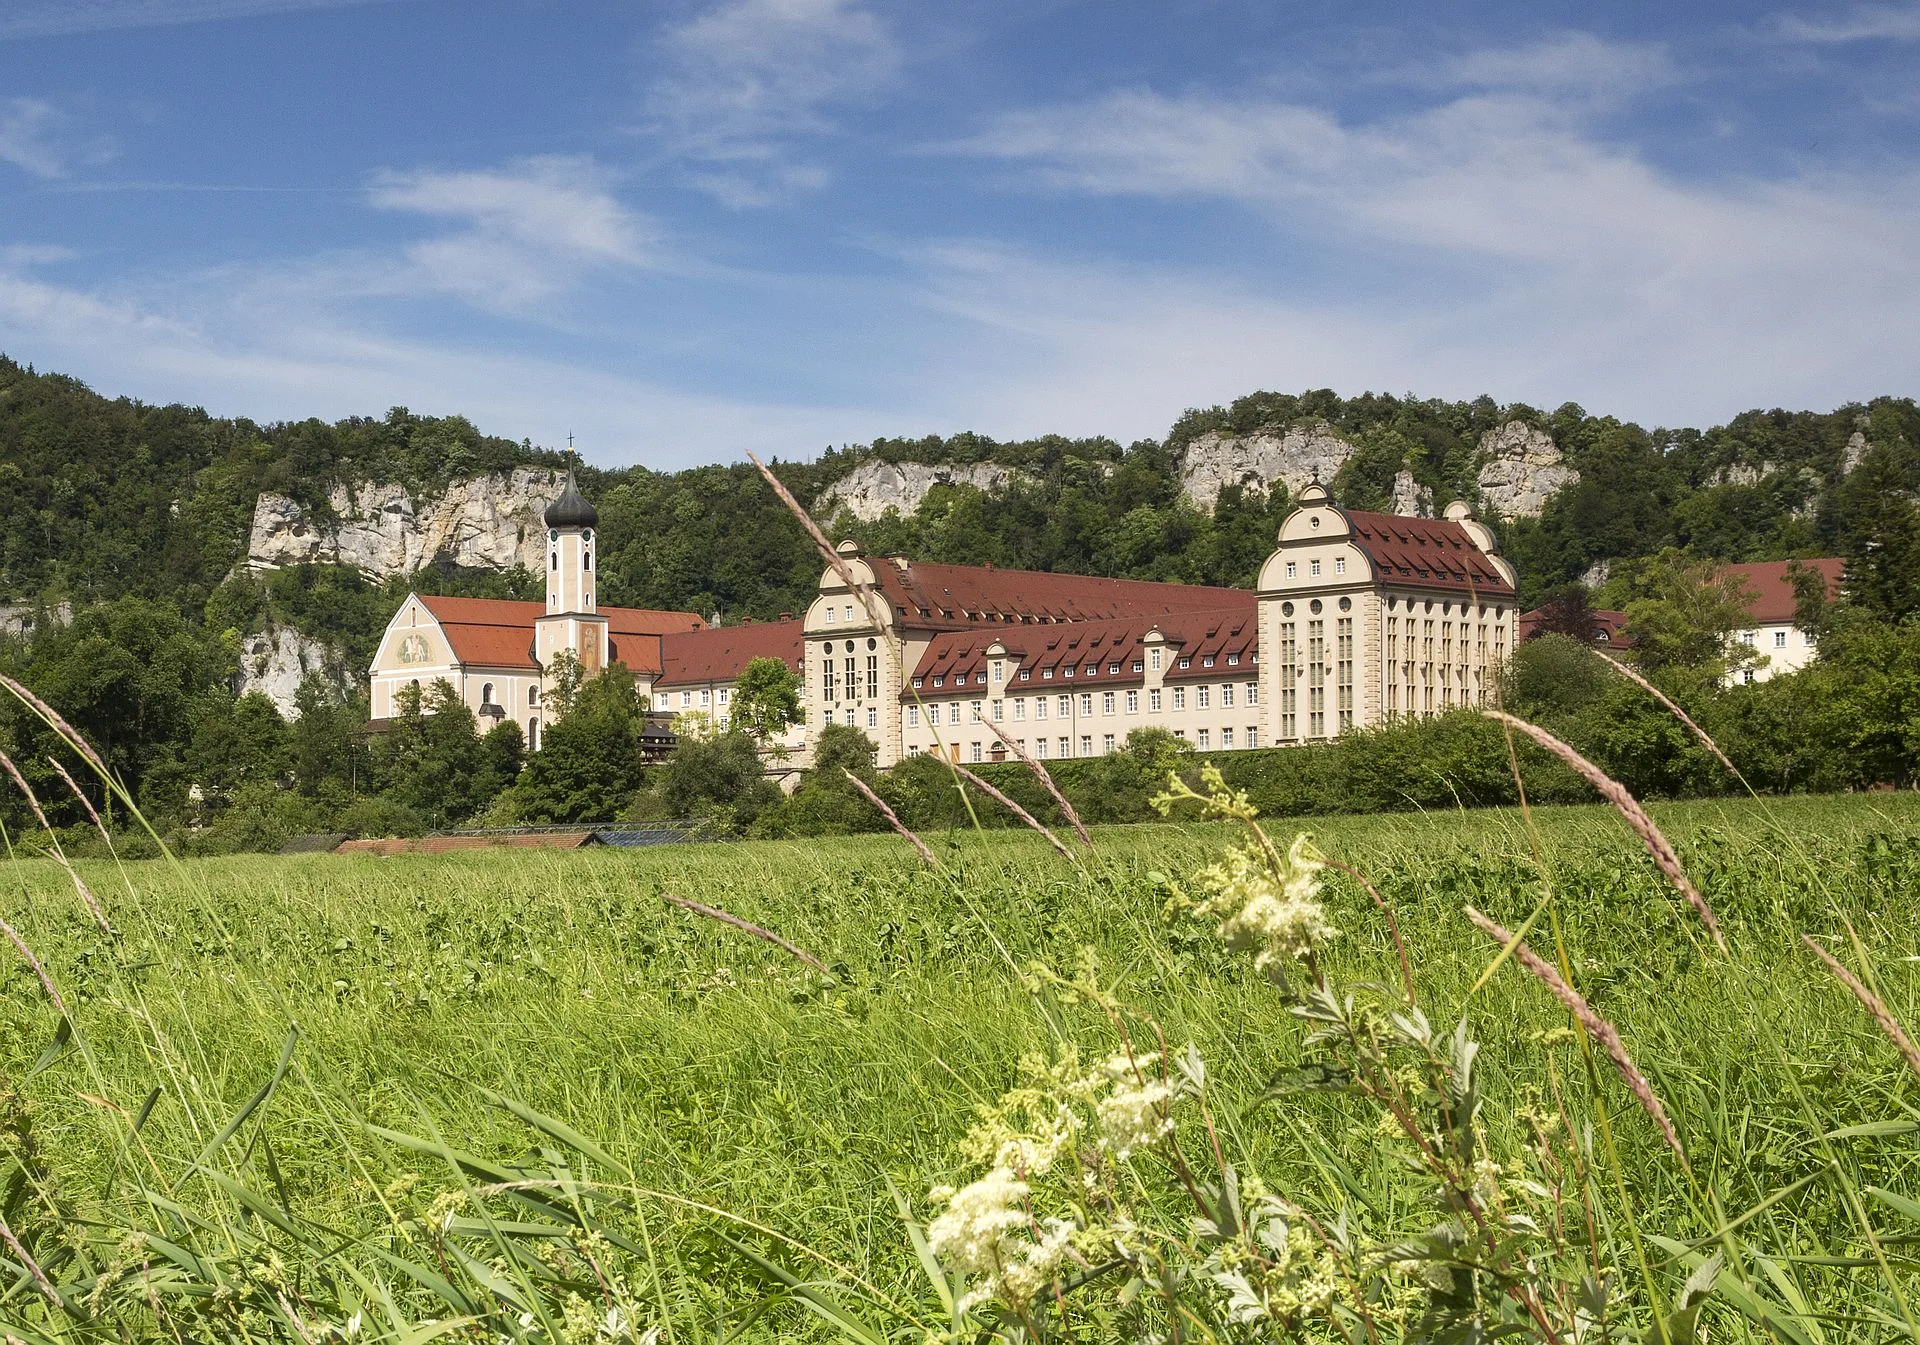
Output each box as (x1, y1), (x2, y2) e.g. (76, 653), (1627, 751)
(1178, 424), (1355, 512)
(815, 459), (1027, 524)
(1475, 421), (1578, 520)
(237, 627), (350, 718)
(245, 467), (566, 580)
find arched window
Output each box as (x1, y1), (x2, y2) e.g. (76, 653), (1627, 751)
(481, 682), (494, 704)
(583, 549), (592, 571)
(529, 686), (540, 706)
(528, 718), (539, 750)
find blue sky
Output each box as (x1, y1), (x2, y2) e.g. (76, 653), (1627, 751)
(0, 0), (1916, 469)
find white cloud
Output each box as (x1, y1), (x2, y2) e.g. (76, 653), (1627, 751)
(1771, 3), (1920, 42)
(644, 0), (898, 204)
(1434, 32), (1676, 99)
(0, 0), (407, 41)
(0, 98), (67, 177)
(366, 156), (655, 312)
(921, 37), (1920, 434)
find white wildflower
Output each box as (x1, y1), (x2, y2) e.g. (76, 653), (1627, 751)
(927, 1167), (1031, 1279)
(1193, 836), (1335, 967)
(1097, 1076), (1175, 1160)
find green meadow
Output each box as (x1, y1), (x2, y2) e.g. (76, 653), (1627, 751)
(9, 792), (1920, 1339)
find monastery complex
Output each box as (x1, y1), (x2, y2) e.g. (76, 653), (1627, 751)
(368, 473), (1833, 766)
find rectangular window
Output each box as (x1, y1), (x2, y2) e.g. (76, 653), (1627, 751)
(701, 689), (712, 706)
(1172, 686), (1186, 711)
(1248, 726), (1260, 748)
(1221, 727), (1234, 749)
(1336, 617), (1354, 732)
(1102, 691), (1116, 714)
(867, 656), (879, 700)
(1035, 697), (1047, 720)
(825, 607), (835, 623)
(1059, 736), (1070, 758)
(1310, 559), (1321, 577)
(846, 657), (857, 700)
(1058, 695), (1072, 717)
(971, 742), (982, 762)
(1197, 685), (1211, 709)
(949, 703), (961, 725)
(717, 688), (729, 705)
(1013, 698), (1025, 720)
(1775, 629), (1788, 648)
(1280, 622), (1297, 739)
(681, 691), (692, 707)
(1149, 688), (1162, 712)
(1150, 647), (1162, 670)
(991, 699), (1003, 720)
(1102, 733), (1115, 754)
(1221, 684), (1235, 708)
(1174, 729), (1186, 740)
(992, 662), (1003, 683)
(1081, 735), (1093, 757)
(1285, 561), (1297, 579)
(844, 708), (855, 726)
(971, 701), (983, 722)
(1043, 668), (1054, 679)
(1080, 693), (1094, 716)
(867, 707), (878, 728)
(1308, 619), (1326, 738)
(1196, 728), (1211, 750)
(1246, 681), (1258, 705)
(1126, 689), (1139, 713)
(907, 705), (919, 727)
(844, 605), (853, 622)
(1334, 556), (1346, 574)
(1036, 737), (1048, 759)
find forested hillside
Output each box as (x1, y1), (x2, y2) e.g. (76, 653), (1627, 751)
(3, 352), (1920, 851)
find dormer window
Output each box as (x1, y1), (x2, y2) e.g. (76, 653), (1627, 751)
(1179, 657), (1191, 669)
(1132, 661), (1142, 672)
(933, 676), (944, 687)
(1203, 657), (1214, 667)
(1043, 669), (1054, 679)
(1019, 669), (1030, 679)
(1227, 654), (1239, 666)
(1150, 648), (1161, 671)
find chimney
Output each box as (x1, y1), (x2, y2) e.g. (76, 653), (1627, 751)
(779, 612), (793, 621)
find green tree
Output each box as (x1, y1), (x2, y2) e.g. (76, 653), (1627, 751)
(370, 680), (505, 828)
(651, 732), (779, 832)
(1623, 549), (1758, 672)
(503, 662), (646, 823)
(730, 656), (802, 744)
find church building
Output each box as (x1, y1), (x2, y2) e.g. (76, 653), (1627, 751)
(367, 474), (705, 748)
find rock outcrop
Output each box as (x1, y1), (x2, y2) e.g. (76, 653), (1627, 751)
(245, 468), (566, 580)
(815, 459), (1024, 523)
(237, 627), (348, 719)
(1475, 422), (1577, 520)
(1390, 471), (1433, 519)
(1844, 431), (1871, 475)
(1178, 424), (1354, 512)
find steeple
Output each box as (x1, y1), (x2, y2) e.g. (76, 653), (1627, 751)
(543, 469), (598, 617)
(544, 469), (599, 530)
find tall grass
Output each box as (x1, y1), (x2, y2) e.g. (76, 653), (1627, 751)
(5, 779), (1920, 1337)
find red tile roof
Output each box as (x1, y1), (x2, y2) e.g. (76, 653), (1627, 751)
(908, 598), (1258, 687)
(1342, 512), (1516, 599)
(1518, 607), (1631, 647)
(1721, 558), (1844, 625)
(416, 594), (705, 676)
(860, 557), (1246, 631)
(656, 618), (806, 688)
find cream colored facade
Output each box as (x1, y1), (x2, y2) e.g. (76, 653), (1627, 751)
(1255, 488), (1518, 740)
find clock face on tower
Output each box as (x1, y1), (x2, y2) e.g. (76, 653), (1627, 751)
(583, 529), (593, 544)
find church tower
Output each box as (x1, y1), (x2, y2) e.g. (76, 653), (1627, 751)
(534, 470), (611, 682)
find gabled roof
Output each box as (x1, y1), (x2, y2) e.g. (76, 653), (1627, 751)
(1342, 512), (1515, 599)
(656, 617), (805, 689)
(858, 557), (1247, 632)
(414, 594), (705, 676)
(1721, 558), (1844, 625)
(1518, 607), (1631, 647)
(909, 598), (1259, 687)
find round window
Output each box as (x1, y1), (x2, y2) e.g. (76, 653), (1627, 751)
(1310, 599), (1323, 615)
(1338, 596), (1352, 612)
(548, 529), (558, 543)
(583, 529), (593, 544)
(1309, 517), (1321, 529)
(1281, 601), (1294, 617)
(845, 640), (856, 653)
(867, 637), (877, 650)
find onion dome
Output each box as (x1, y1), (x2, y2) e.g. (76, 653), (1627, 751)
(544, 470), (598, 529)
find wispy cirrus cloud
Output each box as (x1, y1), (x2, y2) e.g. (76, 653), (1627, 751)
(366, 155), (656, 312)
(0, 0), (409, 41)
(643, 0), (899, 206)
(1769, 3), (1920, 42)
(0, 98), (71, 178)
(923, 30), (1920, 430)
